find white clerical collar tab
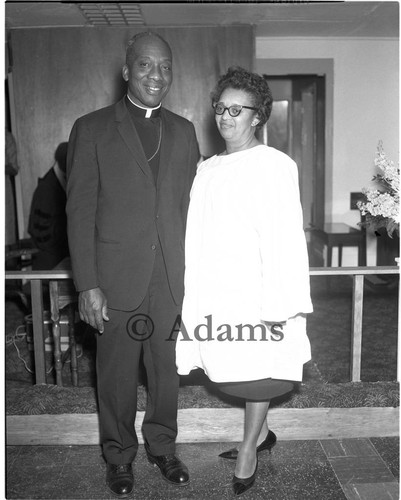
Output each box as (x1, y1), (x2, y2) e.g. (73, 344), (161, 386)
(126, 95), (161, 118)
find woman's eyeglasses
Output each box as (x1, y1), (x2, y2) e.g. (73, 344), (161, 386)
(212, 102), (258, 117)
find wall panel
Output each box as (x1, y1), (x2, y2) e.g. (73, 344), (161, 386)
(9, 26), (253, 234)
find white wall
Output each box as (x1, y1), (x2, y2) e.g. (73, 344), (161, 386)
(256, 37), (399, 265)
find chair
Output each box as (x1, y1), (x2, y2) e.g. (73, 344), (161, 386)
(49, 258), (79, 386)
(5, 238), (39, 311)
(310, 193), (367, 267)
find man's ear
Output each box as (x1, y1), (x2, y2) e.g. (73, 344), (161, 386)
(122, 64), (129, 82)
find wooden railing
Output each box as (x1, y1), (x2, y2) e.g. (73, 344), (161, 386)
(309, 266), (399, 382)
(5, 266), (400, 385)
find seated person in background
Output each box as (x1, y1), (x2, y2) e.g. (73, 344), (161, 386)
(28, 142), (69, 270)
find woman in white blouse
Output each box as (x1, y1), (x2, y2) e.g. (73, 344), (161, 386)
(176, 66), (313, 496)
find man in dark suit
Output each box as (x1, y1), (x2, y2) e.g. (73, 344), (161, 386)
(28, 142), (69, 270)
(66, 32), (199, 497)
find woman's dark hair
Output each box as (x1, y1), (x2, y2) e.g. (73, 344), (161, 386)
(210, 66), (273, 127)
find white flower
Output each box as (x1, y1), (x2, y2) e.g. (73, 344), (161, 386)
(374, 145), (399, 195)
(360, 190), (399, 222)
(357, 142), (400, 237)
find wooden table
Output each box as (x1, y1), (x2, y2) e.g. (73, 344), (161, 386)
(312, 223), (366, 267)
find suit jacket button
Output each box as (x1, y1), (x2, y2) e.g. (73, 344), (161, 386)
(151, 244), (156, 250)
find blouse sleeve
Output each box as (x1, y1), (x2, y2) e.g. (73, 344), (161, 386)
(254, 151), (313, 321)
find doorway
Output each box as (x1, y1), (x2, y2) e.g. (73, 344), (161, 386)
(258, 75), (325, 231)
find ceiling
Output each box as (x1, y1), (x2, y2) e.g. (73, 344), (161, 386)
(5, 1), (399, 38)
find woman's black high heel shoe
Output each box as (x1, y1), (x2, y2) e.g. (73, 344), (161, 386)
(219, 430), (276, 460)
(232, 459), (258, 496)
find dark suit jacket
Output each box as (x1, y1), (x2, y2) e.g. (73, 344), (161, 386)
(28, 168), (69, 270)
(66, 97), (199, 311)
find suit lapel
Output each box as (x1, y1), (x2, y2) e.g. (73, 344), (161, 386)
(115, 99), (153, 180)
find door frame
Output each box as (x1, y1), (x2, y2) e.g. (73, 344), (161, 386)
(255, 58), (334, 224)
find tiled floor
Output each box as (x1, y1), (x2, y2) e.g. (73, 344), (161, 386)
(6, 437), (399, 499)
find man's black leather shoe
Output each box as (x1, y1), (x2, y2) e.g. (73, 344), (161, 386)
(145, 443), (189, 486)
(106, 463), (134, 498)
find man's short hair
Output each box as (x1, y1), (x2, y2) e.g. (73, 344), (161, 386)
(126, 32), (171, 65)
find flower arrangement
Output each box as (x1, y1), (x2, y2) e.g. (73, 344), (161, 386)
(357, 141), (399, 238)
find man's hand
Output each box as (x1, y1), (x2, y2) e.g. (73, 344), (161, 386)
(79, 287), (109, 333)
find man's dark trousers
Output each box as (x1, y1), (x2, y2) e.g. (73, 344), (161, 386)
(96, 246), (180, 465)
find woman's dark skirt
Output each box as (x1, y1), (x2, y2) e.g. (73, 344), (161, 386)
(216, 378), (294, 401)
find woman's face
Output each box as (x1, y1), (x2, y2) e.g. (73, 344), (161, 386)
(214, 87), (258, 145)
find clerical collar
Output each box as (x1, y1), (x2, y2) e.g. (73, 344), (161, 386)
(126, 95), (161, 118)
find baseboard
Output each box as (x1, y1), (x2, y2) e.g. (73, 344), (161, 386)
(6, 407), (399, 445)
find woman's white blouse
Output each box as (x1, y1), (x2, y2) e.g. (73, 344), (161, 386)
(176, 145), (313, 383)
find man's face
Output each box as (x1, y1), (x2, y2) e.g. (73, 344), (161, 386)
(122, 36), (173, 108)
